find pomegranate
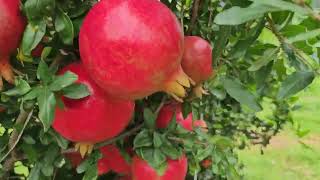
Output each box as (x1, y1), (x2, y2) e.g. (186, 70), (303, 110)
(79, 0), (192, 102)
(31, 44), (44, 57)
(52, 63), (135, 156)
(131, 155), (187, 180)
(0, 0), (26, 88)
(182, 36), (213, 98)
(100, 144), (131, 175)
(156, 102), (207, 132)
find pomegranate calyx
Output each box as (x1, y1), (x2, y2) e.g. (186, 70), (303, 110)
(75, 142), (94, 158)
(164, 68), (194, 102)
(0, 57), (15, 89)
(193, 84), (209, 99)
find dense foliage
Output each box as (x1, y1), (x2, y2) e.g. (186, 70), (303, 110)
(1, 0), (320, 179)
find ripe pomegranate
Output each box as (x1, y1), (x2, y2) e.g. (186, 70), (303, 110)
(156, 102), (207, 132)
(131, 155), (187, 180)
(100, 144), (131, 175)
(0, 0), (26, 88)
(79, 0), (192, 102)
(52, 63), (135, 156)
(182, 36), (213, 98)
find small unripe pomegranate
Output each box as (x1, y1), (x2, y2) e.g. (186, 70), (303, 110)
(53, 63), (135, 156)
(131, 155), (187, 180)
(156, 102), (207, 132)
(80, 0), (192, 102)
(100, 145), (131, 175)
(182, 36), (213, 98)
(0, 0), (26, 88)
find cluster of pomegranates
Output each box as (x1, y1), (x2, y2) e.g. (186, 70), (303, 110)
(0, 0), (213, 179)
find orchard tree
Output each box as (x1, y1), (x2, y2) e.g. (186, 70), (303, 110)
(1, 0), (320, 179)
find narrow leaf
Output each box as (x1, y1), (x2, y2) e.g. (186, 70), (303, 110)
(277, 71), (315, 99)
(37, 87), (56, 131)
(223, 78), (262, 111)
(55, 8), (74, 45)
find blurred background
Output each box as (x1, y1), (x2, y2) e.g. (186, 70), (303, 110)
(239, 79), (320, 180)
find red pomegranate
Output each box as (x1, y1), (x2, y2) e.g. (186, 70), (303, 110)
(100, 144), (131, 175)
(79, 0), (192, 102)
(156, 102), (207, 131)
(0, 0), (25, 88)
(52, 63), (135, 156)
(182, 36), (213, 98)
(31, 44), (44, 57)
(131, 155), (187, 180)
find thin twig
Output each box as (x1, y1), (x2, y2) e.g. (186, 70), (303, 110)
(187, 0), (201, 35)
(1, 109), (33, 179)
(155, 96), (167, 114)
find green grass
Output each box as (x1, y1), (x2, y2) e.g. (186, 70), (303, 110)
(239, 80), (320, 180)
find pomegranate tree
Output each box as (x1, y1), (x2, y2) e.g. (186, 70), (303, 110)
(79, 0), (192, 102)
(0, 0), (25, 88)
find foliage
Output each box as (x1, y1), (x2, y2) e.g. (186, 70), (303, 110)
(1, 0), (320, 179)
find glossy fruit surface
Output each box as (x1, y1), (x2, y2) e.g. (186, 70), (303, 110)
(80, 0), (191, 101)
(182, 36), (213, 84)
(131, 155), (187, 180)
(53, 63), (135, 143)
(0, 0), (26, 85)
(100, 144), (131, 175)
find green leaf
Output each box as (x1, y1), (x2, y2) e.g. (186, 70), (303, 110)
(277, 71), (315, 99)
(55, 8), (74, 45)
(24, 86), (42, 101)
(82, 165), (98, 180)
(41, 47), (52, 61)
(223, 78), (262, 112)
(37, 87), (56, 131)
(133, 130), (153, 148)
(24, 0), (55, 20)
(215, 0), (308, 25)
(288, 28), (320, 43)
(62, 84), (91, 99)
(153, 132), (163, 148)
(27, 162), (41, 180)
(144, 108), (156, 129)
(37, 60), (53, 84)
(21, 20), (46, 56)
(77, 151), (101, 173)
(248, 48), (279, 71)
(48, 130), (69, 149)
(214, 6), (268, 25)
(3, 79), (31, 96)
(49, 71), (78, 91)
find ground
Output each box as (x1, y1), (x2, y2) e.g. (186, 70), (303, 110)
(239, 79), (320, 180)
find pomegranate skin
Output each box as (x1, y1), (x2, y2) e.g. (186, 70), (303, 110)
(79, 0), (186, 100)
(156, 103), (187, 129)
(52, 63), (135, 143)
(0, 0), (26, 84)
(100, 145), (131, 175)
(182, 36), (213, 84)
(131, 155), (187, 180)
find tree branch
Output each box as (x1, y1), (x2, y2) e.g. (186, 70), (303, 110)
(187, 0), (202, 35)
(1, 109), (33, 178)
